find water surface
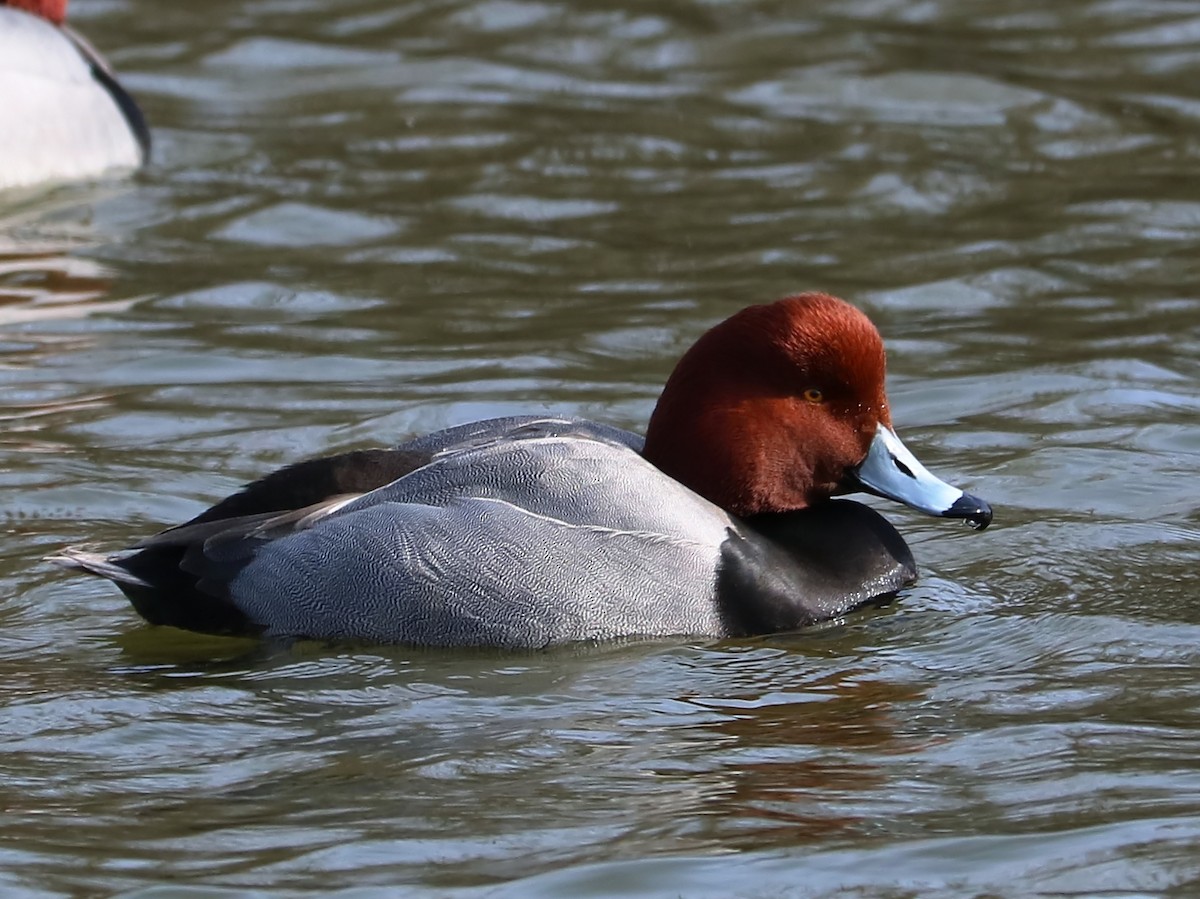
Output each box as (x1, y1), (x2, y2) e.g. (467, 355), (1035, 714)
(2, 0), (1199, 895)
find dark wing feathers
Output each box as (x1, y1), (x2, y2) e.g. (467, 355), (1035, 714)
(184, 449), (432, 526)
(97, 447), (436, 636)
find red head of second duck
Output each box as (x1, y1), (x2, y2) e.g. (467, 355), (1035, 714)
(1, 0), (149, 190)
(54, 293), (992, 648)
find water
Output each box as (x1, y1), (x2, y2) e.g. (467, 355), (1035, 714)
(3, 0), (1199, 895)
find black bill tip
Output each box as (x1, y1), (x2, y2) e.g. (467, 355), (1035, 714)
(944, 493), (992, 531)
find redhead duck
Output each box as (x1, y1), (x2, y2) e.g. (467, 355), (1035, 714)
(0, 0), (149, 190)
(54, 293), (991, 647)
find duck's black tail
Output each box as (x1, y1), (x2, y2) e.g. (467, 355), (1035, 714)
(49, 548), (150, 587)
(49, 545), (257, 637)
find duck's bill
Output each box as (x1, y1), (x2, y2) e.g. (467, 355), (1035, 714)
(847, 425), (992, 530)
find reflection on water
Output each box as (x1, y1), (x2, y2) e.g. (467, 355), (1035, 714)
(681, 665), (921, 850)
(0, 234), (131, 457)
(2, 0), (1200, 895)
(0, 197), (135, 325)
(0, 253), (134, 327)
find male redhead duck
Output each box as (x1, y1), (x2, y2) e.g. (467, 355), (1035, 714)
(55, 293), (992, 648)
(0, 0), (149, 190)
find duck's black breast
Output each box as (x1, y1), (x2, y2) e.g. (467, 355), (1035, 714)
(716, 500), (917, 636)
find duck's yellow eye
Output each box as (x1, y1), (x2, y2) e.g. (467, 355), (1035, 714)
(803, 388), (824, 404)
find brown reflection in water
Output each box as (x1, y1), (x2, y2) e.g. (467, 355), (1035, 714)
(0, 247), (132, 325)
(677, 667), (926, 848)
(0, 249), (127, 454)
(0, 393), (113, 455)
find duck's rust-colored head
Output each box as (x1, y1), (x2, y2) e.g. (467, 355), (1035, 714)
(643, 292), (991, 529)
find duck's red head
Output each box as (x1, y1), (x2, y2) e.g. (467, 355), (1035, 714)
(643, 292), (992, 528)
(5, 0), (66, 24)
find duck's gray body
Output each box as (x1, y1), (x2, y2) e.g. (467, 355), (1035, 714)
(233, 420), (733, 645)
(56, 417), (917, 648)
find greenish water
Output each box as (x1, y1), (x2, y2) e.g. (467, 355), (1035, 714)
(2, 0), (1199, 895)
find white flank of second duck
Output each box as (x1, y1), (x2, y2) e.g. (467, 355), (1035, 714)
(0, 7), (146, 190)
